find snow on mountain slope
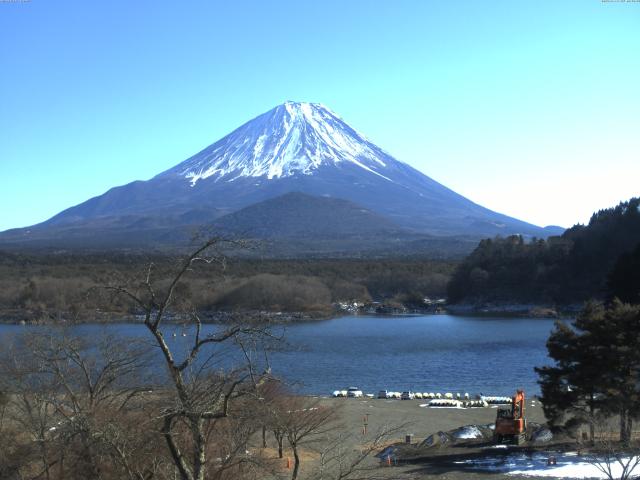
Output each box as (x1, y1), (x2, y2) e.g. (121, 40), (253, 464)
(158, 101), (395, 184)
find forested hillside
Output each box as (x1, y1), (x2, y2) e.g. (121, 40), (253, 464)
(0, 252), (454, 322)
(447, 198), (640, 305)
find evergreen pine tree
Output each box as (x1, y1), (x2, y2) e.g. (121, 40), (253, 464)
(536, 300), (640, 443)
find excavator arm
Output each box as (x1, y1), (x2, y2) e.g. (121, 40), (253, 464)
(513, 390), (525, 420)
(494, 389), (527, 444)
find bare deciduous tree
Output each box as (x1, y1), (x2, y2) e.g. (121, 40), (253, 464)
(273, 396), (336, 480)
(104, 238), (274, 480)
(0, 330), (160, 480)
(0, 237), (410, 480)
(579, 413), (640, 480)
(312, 423), (408, 480)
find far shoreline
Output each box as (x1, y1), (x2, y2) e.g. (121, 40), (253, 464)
(0, 303), (576, 326)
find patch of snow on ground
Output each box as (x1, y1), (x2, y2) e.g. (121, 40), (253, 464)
(452, 425), (483, 439)
(459, 451), (639, 479)
(423, 405), (464, 409)
(508, 456), (638, 478)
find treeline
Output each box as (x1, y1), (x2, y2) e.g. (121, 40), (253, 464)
(447, 197), (640, 305)
(0, 252), (454, 320)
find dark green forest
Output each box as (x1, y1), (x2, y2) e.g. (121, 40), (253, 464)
(447, 197), (640, 305)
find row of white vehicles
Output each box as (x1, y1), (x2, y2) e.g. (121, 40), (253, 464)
(332, 387), (364, 398)
(333, 389), (415, 400)
(333, 388), (476, 401)
(378, 390), (472, 400)
(377, 390), (412, 400)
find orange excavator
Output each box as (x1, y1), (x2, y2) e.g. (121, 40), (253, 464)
(494, 389), (527, 445)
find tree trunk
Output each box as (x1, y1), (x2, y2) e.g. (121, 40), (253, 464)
(81, 436), (102, 480)
(626, 416), (633, 444)
(620, 409), (630, 444)
(37, 433), (51, 480)
(163, 416), (193, 480)
(589, 395), (595, 444)
(292, 445), (300, 480)
(274, 430), (283, 458)
(58, 450), (65, 479)
(192, 418), (207, 480)
(262, 425), (267, 448)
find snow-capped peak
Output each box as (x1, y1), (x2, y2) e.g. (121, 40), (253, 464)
(160, 102), (394, 185)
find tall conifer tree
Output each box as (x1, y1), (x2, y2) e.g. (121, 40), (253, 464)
(537, 300), (640, 443)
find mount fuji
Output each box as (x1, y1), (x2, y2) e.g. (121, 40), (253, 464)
(0, 101), (562, 254)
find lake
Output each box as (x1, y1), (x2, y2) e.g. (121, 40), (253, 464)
(0, 314), (557, 396)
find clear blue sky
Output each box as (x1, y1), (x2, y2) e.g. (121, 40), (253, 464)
(1, 0), (639, 231)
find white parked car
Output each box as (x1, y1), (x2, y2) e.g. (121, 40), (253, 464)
(332, 390), (347, 397)
(347, 387), (363, 398)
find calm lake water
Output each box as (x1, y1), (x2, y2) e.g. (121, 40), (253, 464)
(0, 314), (557, 396)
